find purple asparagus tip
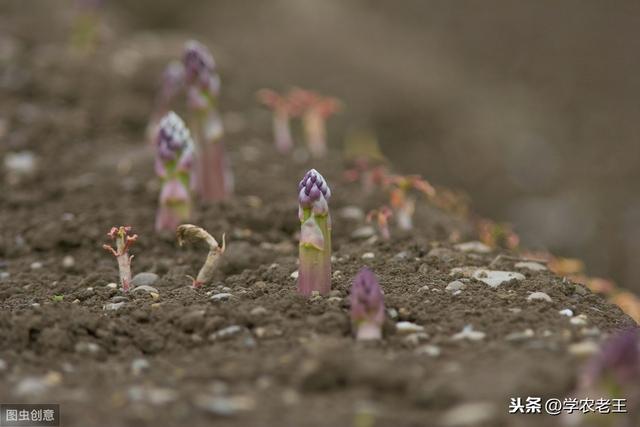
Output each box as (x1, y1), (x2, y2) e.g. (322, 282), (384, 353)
(156, 111), (194, 163)
(298, 169), (331, 212)
(183, 40), (218, 92)
(350, 267), (385, 340)
(582, 327), (640, 389)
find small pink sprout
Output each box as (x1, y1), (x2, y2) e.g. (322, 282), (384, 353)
(103, 226), (137, 293)
(289, 89), (341, 158)
(350, 267), (385, 340)
(257, 89), (296, 154)
(366, 206), (393, 240)
(386, 174), (436, 231)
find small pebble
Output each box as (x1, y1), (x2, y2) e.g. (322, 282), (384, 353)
(394, 251), (409, 260)
(111, 296), (128, 303)
(106, 283), (118, 289)
(514, 261), (547, 272)
(418, 285), (430, 292)
(415, 344), (441, 357)
(131, 285), (159, 294)
(209, 325), (245, 341)
(15, 377), (49, 397)
(472, 270), (525, 288)
(558, 309), (574, 317)
(30, 262), (43, 270)
(4, 151), (36, 176)
(454, 241), (491, 253)
(351, 226), (375, 239)
(250, 306), (267, 316)
(581, 327), (601, 337)
(418, 264), (429, 275)
(194, 395), (255, 416)
(131, 272), (159, 288)
(103, 302), (126, 311)
(0, 272), (9, 281)
(446, 281), (466, 292)
(290, 271), (299, 279)
(505, 329), (535, 341)
(568, 341), (599, 357)
(0, 359), (7, 370)
(74, 342), (100, 354)
(361, 252), (375, 260)
(441, 402), (497, 427)
(61, 256), (75, 269)
(387, 308), (398, 319)
(452, 325), (486, 341)
(211, 293), (233, 302)
(404, 332), (430, 346)
(339, 206), (365, 220)
(395, 321), (424, 334)
(570, 314), (588, 326)
(131, 358), (150, 376)
(527, 292), (552, 303)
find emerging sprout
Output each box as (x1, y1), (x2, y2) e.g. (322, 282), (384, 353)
(343, 128), (388, 194)
(289, 89), (341, 158)
(103, 226), (138, 293)
(176, 224), (226, 288)
(386, 174), (436, 231)
(257, 89), (296, 154)
(155, 112), (195, 232)
(297, 169), (332, 296)
(183, 40), (233, 202)
(147, 61), (186, 144)
(575, 327), (640, 423)
(476, 218), (520, 250)
(366, 206), (393, 240)
(350, 268), (385, 340)
(581, 328), (640, 390)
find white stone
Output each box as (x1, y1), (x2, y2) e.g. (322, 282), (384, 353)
(441, 402), (497, 427)
(395, 321), (424, 334)
(339, 206), (365, 220)
(446, 281), (466, 292)
(568, 341), (599, 357)
(290, 271), (299, 279)
(30, 262), (43, 270)
(103, 302), (125, 311)
(132, 285), (159, 294)
(62, 256), (75, 269)
(527, 292), (552, 303)
(515, 261), (547, 271)
(15, 377), (48, 397)
(559, 309), (574, 317)
(210, 293), (233, 302)
(454, 241), (491, 253)
(570, 314), (588, 326)
(387, 308), (398, 319)
(4, 151), (36, 176)
(131, 358), (150, 376)
(472, 270), (525, 288)
(351, 226), (375, 239)
(106, 283), (118, 289)
(505, 329), (534, 341)
(452, 325), (486, 341)
(415, 344), (441, 357)
(209, 325), (244, 340)
(361, 252), (375, 259)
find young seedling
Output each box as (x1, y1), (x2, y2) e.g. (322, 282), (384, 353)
(386, 174), (436, 231)
(297, 169), (332, 296)
(183, 40), (233, 201)
(343, 128), (388, 194)
(350, 267), (385, 340)
(103, 226), (138, 293)
(257, 89), (295, 154)
(147, 61), (186, 144)
(366, 206), (393, 240)
(155, 111), (195, 232)
(289, 89), (341, 158)
(176, 224), (226, 288)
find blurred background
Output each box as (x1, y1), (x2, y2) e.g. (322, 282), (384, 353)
(4, 0), (640, 291)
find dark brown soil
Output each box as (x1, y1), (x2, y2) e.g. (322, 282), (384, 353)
(0, 3), (636, 427)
